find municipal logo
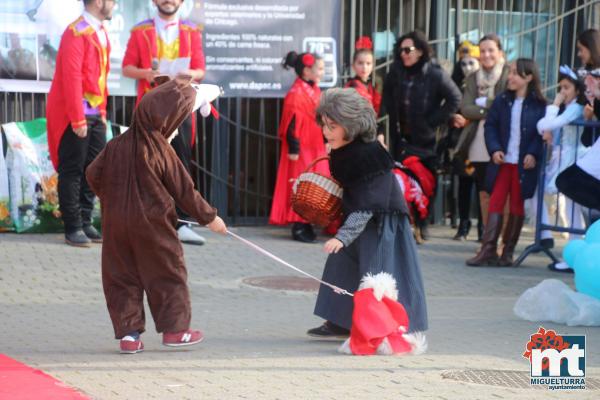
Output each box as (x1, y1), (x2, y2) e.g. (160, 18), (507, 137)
(523, 327), (586, 390)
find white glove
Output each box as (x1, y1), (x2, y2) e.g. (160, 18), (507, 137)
(475, 96), (488, 108)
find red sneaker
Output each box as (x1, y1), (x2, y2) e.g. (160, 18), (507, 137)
(162, 329), (204, 347)
(120, 336), (144, 354)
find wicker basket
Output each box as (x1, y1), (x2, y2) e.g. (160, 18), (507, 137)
(291, 157), (343, 226)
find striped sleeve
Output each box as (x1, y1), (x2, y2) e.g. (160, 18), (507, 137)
(334, 211), (373, 247)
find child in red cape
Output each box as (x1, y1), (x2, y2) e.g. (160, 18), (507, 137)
(269, 51), (328, 243)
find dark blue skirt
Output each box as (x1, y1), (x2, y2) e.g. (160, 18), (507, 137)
(313, 213), (428, 332)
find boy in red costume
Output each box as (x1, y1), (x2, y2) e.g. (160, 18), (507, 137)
(122, 0), (207, 245)
(46, 0), (115, 247)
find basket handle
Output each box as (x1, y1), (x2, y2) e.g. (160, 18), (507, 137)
(303, 156), (330, 173)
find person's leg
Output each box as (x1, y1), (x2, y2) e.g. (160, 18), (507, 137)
(80, 116), (106, 241)
(57, 123), (91, 246)
(311, 241), (360, 335)
(531, 189), (554, 245)
(170, 114), (206, 245)
(387, 215), (428, 333)
(142, 255), (191, 335)
(102, 234), (146, 352)
(472, 162), (488, 241)
(566, 197), (586, 240)
(498, 165), (525, 266)
(133, 234), (202, 346)
(454, 175), (473, 240)
(447, 173), (457, 229)
(487, 165), (511, 215)
(506, 165), (525, 216)
(540, 194), (555, 246)
(292, 222), (317, 243)
(417, 166), (437, 241)
(476, 192), (484, 241)
(478, 191), (490, 225)
(557, 194), (569, 232)
(549, 196), (583, 273)
(467, 165), (510, 266)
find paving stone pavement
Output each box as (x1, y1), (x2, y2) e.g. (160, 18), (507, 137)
(1, 225), (599, 399)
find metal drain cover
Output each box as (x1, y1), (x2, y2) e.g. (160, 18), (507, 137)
(442, 370), (600, 390)
(242, 276), (320, 292)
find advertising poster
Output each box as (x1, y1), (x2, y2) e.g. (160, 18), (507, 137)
(0, 0), (341, 97)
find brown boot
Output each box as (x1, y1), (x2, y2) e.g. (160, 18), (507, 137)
(466, 213), (503, 266)
(498, 214), (525, 266)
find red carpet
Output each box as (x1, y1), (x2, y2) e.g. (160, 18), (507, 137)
(0, 354), (89, 400)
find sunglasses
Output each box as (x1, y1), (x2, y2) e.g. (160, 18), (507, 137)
(399, 46), (416, 55)
(461, 60), (477, 67)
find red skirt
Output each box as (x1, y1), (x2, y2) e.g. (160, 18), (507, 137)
(269, 145), (329, 225)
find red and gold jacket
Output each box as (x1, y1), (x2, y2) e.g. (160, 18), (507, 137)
(122, 19), (205, 104)
(46, 16), (110, 170)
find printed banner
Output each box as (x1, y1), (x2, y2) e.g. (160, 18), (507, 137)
(0, 119), (112, 233)
(1, 119), (63, 232)
(199, 0), (341, 97)
(0, 129), (11, 231)
(0, 0), (341, 97)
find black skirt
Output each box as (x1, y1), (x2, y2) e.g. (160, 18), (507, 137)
(313, 213), (428, 333)
(556, 164), (600, 211)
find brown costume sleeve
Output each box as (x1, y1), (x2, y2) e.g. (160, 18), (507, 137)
(86, 147), (107, 199)
(161, 148), (217, 225)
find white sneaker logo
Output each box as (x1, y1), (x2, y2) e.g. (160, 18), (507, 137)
(182, 333), (192, 342)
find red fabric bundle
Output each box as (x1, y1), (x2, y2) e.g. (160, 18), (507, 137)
(402, 156), (436, 197)
(349, 288), (412, 355)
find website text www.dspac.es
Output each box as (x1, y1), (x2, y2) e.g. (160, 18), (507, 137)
(228, 82), (282, 92)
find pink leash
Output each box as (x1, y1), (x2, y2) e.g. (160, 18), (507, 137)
(179, 219), (353, 297)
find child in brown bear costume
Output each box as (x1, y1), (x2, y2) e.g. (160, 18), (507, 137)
(86, 75), (226, 354)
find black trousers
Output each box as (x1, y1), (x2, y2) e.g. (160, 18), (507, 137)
(57, 116), (106, 233)
(456, 162), (487, 221)
(169, 114), (194, 227)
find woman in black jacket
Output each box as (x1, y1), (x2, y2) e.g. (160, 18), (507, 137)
(382, 30), (462, 240)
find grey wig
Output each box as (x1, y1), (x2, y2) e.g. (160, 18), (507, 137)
(316, 88), (377, 142)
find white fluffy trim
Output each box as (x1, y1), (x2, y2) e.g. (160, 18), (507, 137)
(338, 339), (352, 354)
(358, 272), (398, 301)
(339, 333), (428, 356)
(376, 338), (394, 355)
(403, 331), (428, 355)
(377, 333), (428, 355)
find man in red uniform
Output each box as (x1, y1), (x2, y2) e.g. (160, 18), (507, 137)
(122, 0), (207, 245)
(46, 0), (115, 247)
